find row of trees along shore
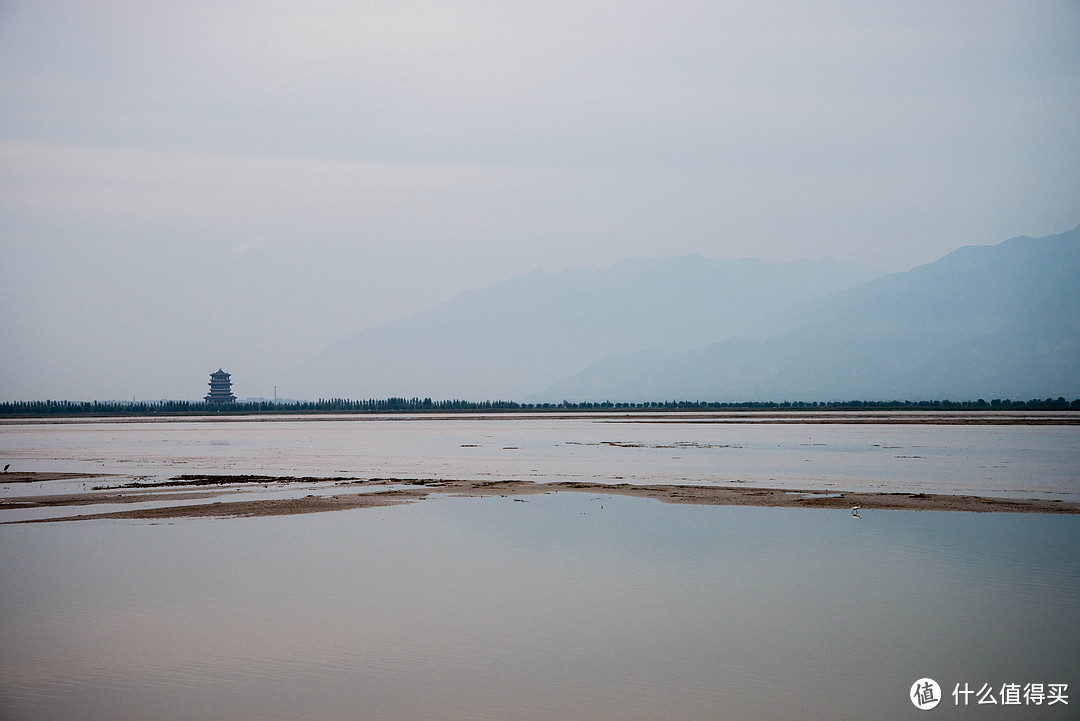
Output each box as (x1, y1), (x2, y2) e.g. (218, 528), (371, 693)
(1, 397), (1078, 416)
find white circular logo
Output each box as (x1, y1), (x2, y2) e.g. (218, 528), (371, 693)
(911, 678), (942, 710)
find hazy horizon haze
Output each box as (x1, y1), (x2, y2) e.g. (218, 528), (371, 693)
(1, 0), (1078, 401)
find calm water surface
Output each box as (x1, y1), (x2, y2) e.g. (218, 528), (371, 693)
(1, 416), (1077, 720)
(1, 495), (1077, 720)
(2, 414), (1078, 499)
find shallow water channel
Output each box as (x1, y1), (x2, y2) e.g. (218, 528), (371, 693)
(1, 491), (1078, 720)
(2, 413), (1078, 500)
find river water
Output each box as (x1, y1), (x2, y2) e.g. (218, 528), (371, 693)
(1, 413), (1078, 499)
(1, 415), (1077, 720)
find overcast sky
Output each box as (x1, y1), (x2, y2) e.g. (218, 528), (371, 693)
(1, 0), (1078, 400)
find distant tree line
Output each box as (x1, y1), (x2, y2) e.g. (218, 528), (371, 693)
(0, 396), (1078, 416)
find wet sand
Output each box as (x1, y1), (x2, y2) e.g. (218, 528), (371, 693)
(1, 472), (110, 483)
(3, 473), (1076, 523)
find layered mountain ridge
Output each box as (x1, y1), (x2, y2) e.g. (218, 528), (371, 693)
(287, 225), (1079, 401)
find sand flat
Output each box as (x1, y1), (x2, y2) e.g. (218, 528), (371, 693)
(3, 473), (1076, 522)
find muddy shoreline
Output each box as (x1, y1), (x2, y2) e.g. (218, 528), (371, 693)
(3, 473), (1076, 523)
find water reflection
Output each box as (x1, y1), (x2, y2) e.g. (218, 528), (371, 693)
(1, 494), (1077, 720)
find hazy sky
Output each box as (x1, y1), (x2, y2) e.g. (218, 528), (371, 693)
(2, 0), (1078, 400)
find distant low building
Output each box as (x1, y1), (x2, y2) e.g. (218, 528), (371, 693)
(205, 369), (237, 403)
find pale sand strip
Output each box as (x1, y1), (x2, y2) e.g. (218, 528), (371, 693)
(3, 474), (1076, 522)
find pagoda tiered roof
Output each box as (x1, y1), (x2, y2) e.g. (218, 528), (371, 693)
(205, 368), (237, 403)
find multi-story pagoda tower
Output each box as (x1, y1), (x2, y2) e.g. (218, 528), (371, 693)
(205, 369), (237, 403)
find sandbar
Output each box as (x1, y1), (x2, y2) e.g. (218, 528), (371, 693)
(2, 473), (1076, 523)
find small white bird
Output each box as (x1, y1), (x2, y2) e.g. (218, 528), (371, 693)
(851, 505), (862, 518)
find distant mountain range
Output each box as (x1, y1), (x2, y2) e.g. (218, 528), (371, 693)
(285, 256), (885, 400)
(288, 225), (1080, 402)
(536, 226), (1080, 401)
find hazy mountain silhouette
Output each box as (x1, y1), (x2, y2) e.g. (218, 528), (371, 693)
(284, 256), (884, 400)
(536, 225), (1080, 401)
